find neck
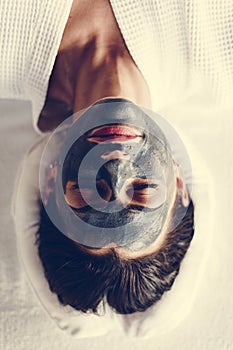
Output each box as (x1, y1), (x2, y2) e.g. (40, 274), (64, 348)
(73, 44), (151, 111)
(38, 0), (151, 131)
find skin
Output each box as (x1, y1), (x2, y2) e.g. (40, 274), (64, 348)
(44, 138), (189, 259)
(65, 178), (166, 210)
(41, 0), (189, 259)
(65, 181), (177, 259)
(38, 0), (151, 132)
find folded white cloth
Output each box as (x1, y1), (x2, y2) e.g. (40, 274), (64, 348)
(12, 114), (214, 338)
(1, 0), (233, 134)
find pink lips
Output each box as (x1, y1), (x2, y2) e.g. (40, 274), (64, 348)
(87, 125), (142, 143)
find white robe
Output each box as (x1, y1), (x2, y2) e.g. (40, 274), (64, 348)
(0, 0), (233, 130)
(12, 115), (214, 338)
(0, 0), (223, 338)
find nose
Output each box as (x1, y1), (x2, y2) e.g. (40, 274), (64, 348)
(101, 150), (130, 161)
(101, 160), (128, 203)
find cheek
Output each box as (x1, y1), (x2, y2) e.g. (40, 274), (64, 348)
(135, 146), (165, 177)
(63, 141), (95, 176)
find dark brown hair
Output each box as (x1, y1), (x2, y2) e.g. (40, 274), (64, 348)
(36, 198), (194, 314)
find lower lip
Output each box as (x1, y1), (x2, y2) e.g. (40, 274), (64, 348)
(88, 125), (141, 142)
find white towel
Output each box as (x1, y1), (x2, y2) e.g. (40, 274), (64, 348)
(12, 112), (214, 338)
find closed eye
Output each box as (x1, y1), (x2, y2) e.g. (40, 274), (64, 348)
(72, 182), (93, 190)
(72, 182), (110, 198)
(65, 180), (112, 208)
(125, 180), (165, 208)
(133, 184), (158, 191)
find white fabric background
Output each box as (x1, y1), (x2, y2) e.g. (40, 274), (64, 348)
(0, 98), (233, 349)
(1, 0), (233, 347)
(11, 102), (212, 339)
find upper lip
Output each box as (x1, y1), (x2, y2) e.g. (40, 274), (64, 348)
(87, 124), (143, 143)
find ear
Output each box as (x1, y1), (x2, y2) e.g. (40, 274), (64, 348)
(43, 164), (57, 206)
(174, 163), (189, 208)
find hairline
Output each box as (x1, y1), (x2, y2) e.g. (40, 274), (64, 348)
(76, 183), (180, 260)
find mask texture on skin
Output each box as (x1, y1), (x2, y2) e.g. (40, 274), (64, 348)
(39, 99), (191, 249)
